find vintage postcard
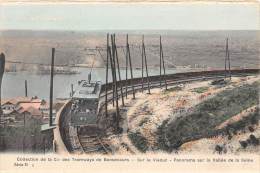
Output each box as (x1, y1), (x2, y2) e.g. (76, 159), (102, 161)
(0, 1), (259, 172)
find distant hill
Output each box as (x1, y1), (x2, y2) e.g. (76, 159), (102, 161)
(0, 30), (259, 68)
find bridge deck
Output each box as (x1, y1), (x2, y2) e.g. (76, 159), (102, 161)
(54, 69), (260, 154)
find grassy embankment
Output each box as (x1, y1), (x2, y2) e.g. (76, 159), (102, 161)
(157, 81), (259, 152)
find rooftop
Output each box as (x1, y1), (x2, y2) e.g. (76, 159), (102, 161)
(17, 106), (42, 116)
(73, 81), (102, 99)
(2, 96), (32, 105)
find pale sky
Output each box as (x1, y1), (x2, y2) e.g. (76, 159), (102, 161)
(0, 3), (259, 30)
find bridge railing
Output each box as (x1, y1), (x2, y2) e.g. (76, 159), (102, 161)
(100, 69), (260, 93)
(53, 100), (72, 154)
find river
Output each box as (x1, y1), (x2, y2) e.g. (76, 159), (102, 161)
(2, 67), (189, 100)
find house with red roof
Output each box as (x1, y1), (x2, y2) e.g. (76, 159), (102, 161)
(1, 96), (65, 125)
(1, 97), (48, 125)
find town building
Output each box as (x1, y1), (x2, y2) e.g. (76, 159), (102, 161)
(1, 96), (64, 126)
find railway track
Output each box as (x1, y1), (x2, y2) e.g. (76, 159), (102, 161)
(98, 72), (257, 111)
(76, 124), (111, 154)
(78, 134), (110, 154)
(58, 69), (259, 154)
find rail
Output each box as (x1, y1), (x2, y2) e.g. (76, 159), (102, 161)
(100, 69), (259, 93)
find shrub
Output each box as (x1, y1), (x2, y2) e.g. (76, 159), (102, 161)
(192, 86), (209, 93)
(128, 131), (148, 152)
(164, 86), (183, 93)
(139, 117), (149, 127)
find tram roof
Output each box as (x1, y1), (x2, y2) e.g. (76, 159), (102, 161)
(72, 80), (101, 99)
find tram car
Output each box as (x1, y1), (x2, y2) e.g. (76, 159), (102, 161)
(70, 77), (102, 127)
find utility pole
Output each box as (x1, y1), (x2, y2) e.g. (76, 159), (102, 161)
(105, 33), (109, 116)
(228, 47), (231, 80)
(160, 36), (167, 90)
(108, 37), (115, 107)
(125, 42), (128, 98)
(225, 38), (228, 78)
(225, 38), (231, 80)
(0, 53), (5, 119)
(49, 48), (55, 127)
(142, 35), (151, 94)
(70, 84), (73, 97)
(141, 43), (144, 92)
(111, 34), (120, 131)
(114, 35), (125, 106)
(159, 36), (162, 88)
(25, 80), (28, 97)
(126, 34), (135, 99)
